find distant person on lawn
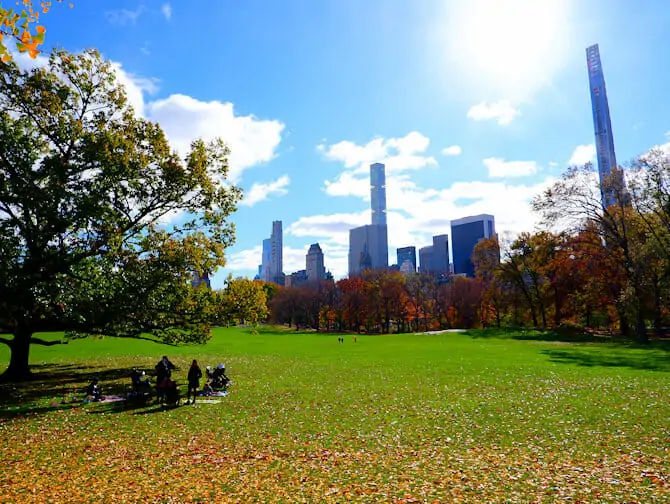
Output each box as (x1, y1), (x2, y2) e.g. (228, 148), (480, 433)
(186, 360), (202, 405)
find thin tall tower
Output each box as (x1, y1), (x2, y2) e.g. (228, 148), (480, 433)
(370, 163), (387, 226)
(586, 44), (621, 208)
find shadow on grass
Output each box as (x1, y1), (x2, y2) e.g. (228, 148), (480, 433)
(541, 348), (670, 373)
(468, 327), (611, 343)
(0, 363), (177, 418)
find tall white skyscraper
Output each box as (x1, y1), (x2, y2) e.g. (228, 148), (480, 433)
(269, 220), (283, 285)
(370, 162), (387, 226)
(348, 163), (389, 277)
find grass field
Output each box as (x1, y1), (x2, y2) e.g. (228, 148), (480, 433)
(0, 327), (668, 503)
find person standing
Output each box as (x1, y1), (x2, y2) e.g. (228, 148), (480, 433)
(186, 360), (202, 405)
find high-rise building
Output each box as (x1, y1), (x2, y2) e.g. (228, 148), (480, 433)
(370, 163), (387, 226)
(431, 234), (450, 277)
(285, 269), (308, 288)
(348, 224), (388, 276)
(451, 214), (495, 277)
(191, 270), (211, 289)
(418, 246), (433, 274)
(348, 163), (389, 277)
(397, 246), (417, 274)
(586, 44), (623, 208)
(306, 243), (325, 281)
(260, 238), (271, 282)
(269, 220), (284, 285)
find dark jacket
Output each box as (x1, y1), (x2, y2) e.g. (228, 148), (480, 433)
(187, 365), (202, 383)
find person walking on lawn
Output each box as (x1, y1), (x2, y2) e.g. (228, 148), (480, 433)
(186, 360), (202, 405)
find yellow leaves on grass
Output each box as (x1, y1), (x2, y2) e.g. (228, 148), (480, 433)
(0, 0), (69, 62)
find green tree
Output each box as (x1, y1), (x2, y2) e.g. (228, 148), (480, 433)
(0, 49), (241, 381)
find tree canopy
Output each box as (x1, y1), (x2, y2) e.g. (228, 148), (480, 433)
(0, 48), (241, 381)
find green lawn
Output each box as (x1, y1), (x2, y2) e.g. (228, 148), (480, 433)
(0, 327), (668, 503)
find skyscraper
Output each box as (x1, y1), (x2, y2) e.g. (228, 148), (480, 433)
(451, 214), (495, 277)
(396, 246), (417, 274)
(418, 246), (433, 275)
(269, 220), (284, 285)
(260, 238), (271, 282)
(306, 243), (325, 281)
(191, 270), (211, 289)
(431, 234), (450, 277)
(586, 44), (622, 208)
(348, 163), (389, 277)
(348, 224), (388, 276)
(370, 163), (387, 226)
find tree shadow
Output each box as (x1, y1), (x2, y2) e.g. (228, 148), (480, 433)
(467, 327), (605, 343)
(0, 363), (175, 418)
(541, 348), (670, 373)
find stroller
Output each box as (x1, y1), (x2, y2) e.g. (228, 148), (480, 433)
(159, 379), (180, 408)
(125, 369), (152, 407)
(210, 364), (230, 391)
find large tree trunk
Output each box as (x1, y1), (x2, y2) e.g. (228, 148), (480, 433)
(1, 327), (33, 382)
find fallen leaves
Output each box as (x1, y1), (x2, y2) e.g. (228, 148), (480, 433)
(0, 330), (668, 502)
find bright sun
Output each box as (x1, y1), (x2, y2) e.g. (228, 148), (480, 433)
(443, 0), (572, 100)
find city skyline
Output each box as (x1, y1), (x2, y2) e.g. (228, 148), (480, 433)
(36, 1), (670, 287)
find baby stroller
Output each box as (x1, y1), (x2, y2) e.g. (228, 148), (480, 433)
(162, 379), (180, 408)
(211, 364), (230, 391)
(125, 369), (152, 407)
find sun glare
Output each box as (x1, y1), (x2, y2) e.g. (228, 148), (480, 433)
(443, 0), (572, 100)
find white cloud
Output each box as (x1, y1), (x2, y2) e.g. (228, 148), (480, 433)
(240, 175), (290, 207)
(105, 7), (145, 25)
(287, 212), (370, 245)
(147, 94), (284, 183)
(110, 63), (158, 117)
(467, 100), (520, 125)
(323, 172), (369, 199)
(483, 157), (539, 178)
(318, 131), (437, 175)
(224, 246), (262, 272)
(568, 144), (596, 166)
(441, 145), (462, 156)
(161, 3), (172, 20)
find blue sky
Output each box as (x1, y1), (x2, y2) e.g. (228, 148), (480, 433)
(23, 0), (670, 287)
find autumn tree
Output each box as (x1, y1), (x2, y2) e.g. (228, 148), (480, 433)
(0, 1), (70, 62)
(337, 277), (368, 332)
(533, 162), (650, 342)
(0, 49), (242, 381)
(473, 236), (505, 328)
(219, 277), (268, 326)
